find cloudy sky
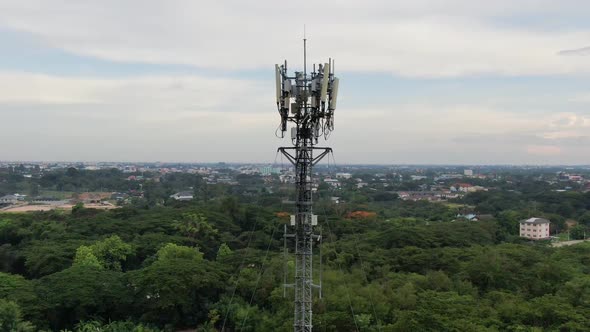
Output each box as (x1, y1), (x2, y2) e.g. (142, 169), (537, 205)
(1, 0), (589, 164)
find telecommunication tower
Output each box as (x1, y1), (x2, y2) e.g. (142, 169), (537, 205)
(275, 38), (340, 332)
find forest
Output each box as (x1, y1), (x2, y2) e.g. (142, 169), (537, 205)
(1, 167), (590, 331)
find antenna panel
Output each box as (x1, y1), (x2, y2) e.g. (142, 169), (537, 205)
(320, 63), (330, 102)
(329, 77), (339, 110)
(275, 64), (281, 104)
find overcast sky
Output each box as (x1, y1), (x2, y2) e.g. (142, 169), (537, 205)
(1, 0), (590, 164)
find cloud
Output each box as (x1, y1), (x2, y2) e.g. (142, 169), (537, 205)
(0, 71), (280, 162)
(0, 71), (589, 163)
(330, 105), (590, 164)
(2, 1), (590, 77)
(0, 71), (271, 111)
(1, 1), (590, 164)
(526, 145), (561, 156)
(558, 46), (590, 56)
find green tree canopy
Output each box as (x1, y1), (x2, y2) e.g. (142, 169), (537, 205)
(0, 299), (35, 332)
(156, 243), (203, 261)
(73, 246), (102, 269)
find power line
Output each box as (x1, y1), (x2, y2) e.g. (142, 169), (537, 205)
(321, 199), (359, 332)
(240, 223), (279, 330)
(331, 151), (381, 330)
(221, 216), (260, 331)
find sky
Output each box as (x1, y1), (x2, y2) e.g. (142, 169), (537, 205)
(0, 0), (590, 164)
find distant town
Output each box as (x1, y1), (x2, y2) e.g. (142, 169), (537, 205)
(1, 161), (589, 243)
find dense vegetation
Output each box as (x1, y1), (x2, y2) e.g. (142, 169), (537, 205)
(1, 167), (590, 331)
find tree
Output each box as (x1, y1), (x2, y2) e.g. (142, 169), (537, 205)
(4, 171), (590, 331)
(23, 240), (83, 278)
(65, 167), (78, 177)
(71, 203), (85, 215)
(156, 243), (203, 261)
(528, 294), (588, 329)
(28, 183), (40, 197)
(35, 265), (129, 330)
(73, 320), (160, 332)
(578, 212), (590, 226)
(465, 248), (510, 291)
(221, 197), (241, 222)
(558, 276), (590, 307)
(216, 243), (232, 260)
(0, 273), (39, 323)
(89, 235), (134, 271)
(0, 299), (35, 332)
(392, 291), (491, 331)
(391, 282), (417, 310)
(173, 213), (218, 241)
(0, 218), (20, 245)
(128, 244), (226, 327)
(73, 246), (102, 269)
(569, 225), (587, 240)
(496, 210), (526, 235)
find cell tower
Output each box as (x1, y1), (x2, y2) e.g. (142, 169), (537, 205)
(275, 37), (340, 332)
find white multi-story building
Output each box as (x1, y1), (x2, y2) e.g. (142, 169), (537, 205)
(519, 217), (551, 240)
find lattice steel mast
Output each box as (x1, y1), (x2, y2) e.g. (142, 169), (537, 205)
(275, 38), (340, 332)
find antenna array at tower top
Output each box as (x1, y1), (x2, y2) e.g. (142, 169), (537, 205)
(275, 50), (340, 142)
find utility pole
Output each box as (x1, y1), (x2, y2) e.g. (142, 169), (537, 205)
(275, 37), (340, 332)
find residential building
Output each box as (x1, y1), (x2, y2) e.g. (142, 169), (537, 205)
(111, 192), (129, 201)
(435, 174), (463, 181)
(451, 183), (486, 193)
(324, 178), (341, 188)
(0, 194), (26, 204)
(457, 213), (478, 221)
(0, 195), (18, 204)
(259, 166), (281, 176)
(356, 182), (368, 189)
(519, 217), (551, 240)
(170, 191), (194, 201)
(335, 172), (352, 179)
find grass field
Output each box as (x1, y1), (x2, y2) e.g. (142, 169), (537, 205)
(443, 203), (474, 209)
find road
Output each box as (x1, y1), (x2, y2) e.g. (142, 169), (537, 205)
(551, 239), (590, 247)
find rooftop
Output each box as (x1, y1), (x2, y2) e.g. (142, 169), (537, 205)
(520, 217), (550, 225)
